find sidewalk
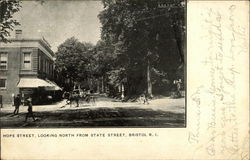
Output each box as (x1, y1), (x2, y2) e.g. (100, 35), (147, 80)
(0, 100), (66, 113)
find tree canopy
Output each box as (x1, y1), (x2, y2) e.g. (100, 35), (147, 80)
(0, 0), (21, 42)
(55, 37), (94, 88)
(98, 0), (185, 95)
(55, 0), (185, 97)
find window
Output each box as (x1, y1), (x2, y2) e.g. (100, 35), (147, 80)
(23, 52), (31, 69)
(46, 61), (48, 74)
(43, 59), (46, 72)
(47, 61), (50, 74)
(0, 79), (6, 89)
(48, 63), (51, 75)
(38, 55), (41, 70)
(0, 52), (8, 70)
(45, 60), (47, 73)
(51, 64), (53, 75)
(50, 64), (53, 75)
(41, 58), (44, 72)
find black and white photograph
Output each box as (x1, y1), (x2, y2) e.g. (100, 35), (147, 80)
(1, 0), (249, 160)
(0, 0), (186, 128)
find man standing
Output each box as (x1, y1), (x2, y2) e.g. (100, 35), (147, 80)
(25, 97), (36, 122)
(13, 94), (21, 115)
(176, 79), (182, 98)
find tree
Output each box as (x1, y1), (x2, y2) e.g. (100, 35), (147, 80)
(92, 40), (122, 93)
(92, 40), (116, 77)
(98, 0), (185, 96)
(0, 0), (21, 42)
(55, 37), (94, 90)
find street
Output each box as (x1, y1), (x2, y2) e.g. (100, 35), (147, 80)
(0, 95), (185, 128)
(1, 0), (186, 129)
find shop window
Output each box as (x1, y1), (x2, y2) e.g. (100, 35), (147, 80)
(23, 52), (31, 69)
(0, 79), (6, 89)
(0, 52), (8, 70)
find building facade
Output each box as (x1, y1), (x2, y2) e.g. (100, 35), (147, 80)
(0, 30), (59, 106)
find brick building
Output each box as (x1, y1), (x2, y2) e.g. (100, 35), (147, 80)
(0, 30), (60, 106)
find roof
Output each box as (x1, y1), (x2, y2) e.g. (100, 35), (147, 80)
(0, 39), (55, 60)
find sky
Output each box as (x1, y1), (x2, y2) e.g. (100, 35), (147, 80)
(11, 1), (104, 52)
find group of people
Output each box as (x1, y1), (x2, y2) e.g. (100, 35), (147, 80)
(62, 91), (80, 107)
(138, 92), (150, 105)
(12, 94), (36, 122)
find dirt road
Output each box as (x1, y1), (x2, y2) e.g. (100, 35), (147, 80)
(0, 96), (185, 128)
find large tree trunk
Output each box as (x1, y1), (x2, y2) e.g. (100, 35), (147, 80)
(147, 59), (153, 97)
(101, 76), (104, 93)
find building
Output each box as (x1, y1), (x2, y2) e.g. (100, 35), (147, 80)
(0, 30), (60, 106)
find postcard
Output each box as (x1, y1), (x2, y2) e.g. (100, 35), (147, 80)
(0, 0), (249, 159)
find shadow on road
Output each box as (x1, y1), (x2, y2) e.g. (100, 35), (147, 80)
(0, 107), (185, 128)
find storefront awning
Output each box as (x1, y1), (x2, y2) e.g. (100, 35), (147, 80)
(17, 78), (54, 88)
(45, 80), (62, 91)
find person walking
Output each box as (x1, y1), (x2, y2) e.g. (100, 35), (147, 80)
(24, 98), (36, 122)
(11, 93), (15, 106)
(13, 94), (21, 115)
(85, 90), (91, 103)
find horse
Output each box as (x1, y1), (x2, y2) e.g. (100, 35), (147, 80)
(68, 92), (80, 107)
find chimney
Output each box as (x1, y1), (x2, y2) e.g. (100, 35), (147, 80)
(15, 30), (22, 39)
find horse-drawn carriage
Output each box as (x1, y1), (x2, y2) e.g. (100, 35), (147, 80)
(63, 89), (96, 107)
